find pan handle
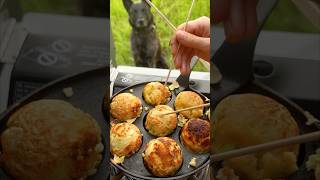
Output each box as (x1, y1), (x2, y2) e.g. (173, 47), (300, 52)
(211, 0), (278, 86)
(256, 0), (279, 35)
(176, 56), (199, 88)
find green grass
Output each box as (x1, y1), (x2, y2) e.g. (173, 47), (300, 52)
(264, 0), (319, 33)
(110, 0), (210, 71)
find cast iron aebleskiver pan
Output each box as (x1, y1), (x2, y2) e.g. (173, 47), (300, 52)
(211, 0), (320, 179)
(0, 67), (109, 179)
(211, 81), (320, 180)
(106, 82), (210, 180)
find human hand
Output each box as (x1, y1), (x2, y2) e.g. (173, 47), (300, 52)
(212, 0), (258, 43)
(171, 16), (210, 75)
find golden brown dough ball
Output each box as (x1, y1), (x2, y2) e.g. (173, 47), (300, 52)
(181, 119), (210, 153)
(110, 93), (142, 121)
(174, 91), (204, 119)
(143, 82), (171, 106)
(143, 137), (183, 177)
(0, 100), (103, 180)
(213, 93), (300, 180)
(110, 123), (142, 157)
(145, 105), (177, 137)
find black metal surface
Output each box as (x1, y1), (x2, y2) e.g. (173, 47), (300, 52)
(212, 0), (279, 102)
(211, 81), (320, 180)
(8, 33), (108, 105)
(211, 0), (319, 179)
(0, 67), (109, 179)
(106, 83), (210, 180)
(176, 57), (198, 89)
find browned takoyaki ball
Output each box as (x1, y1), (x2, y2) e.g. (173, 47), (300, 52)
(143, 82), (171, 106)
(143, 137), (183, 177)
(174, 91), (204, 119)
(180, 118), (210, 153)
(110, 93), (142, 121)
(145, 105), (177, 137)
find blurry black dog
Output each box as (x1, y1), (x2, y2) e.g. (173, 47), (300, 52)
(123, 0), (168, 68)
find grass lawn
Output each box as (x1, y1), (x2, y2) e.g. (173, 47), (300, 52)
(110, 0), (210, 71)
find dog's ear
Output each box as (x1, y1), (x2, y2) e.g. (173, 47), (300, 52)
(142, 0), (152, 8)
(123, 0), (133, 12)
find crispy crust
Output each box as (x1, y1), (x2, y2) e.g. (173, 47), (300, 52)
(143, 82), (171, 106)
(0, 99), (103, 180)
(214, 93), (300, 180)
(174, 91), (204, 119)
(145, 105), (177, 137)
(110, 93), (142, 121)
(143, 137), (183, 177)
(181, 119), (210, 153)
(110, 123), (142, 157)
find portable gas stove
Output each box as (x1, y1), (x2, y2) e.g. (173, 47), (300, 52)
(110, 64), (210, 96)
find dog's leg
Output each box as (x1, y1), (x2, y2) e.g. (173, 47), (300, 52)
(133, 48), (150, 67)
(156, 47), (169, 69)
(134, 55), (150, 67)
(132, 37), (150, 67)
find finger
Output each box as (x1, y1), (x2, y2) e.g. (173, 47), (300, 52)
(225, 0), (246, 43)
(195, 49), (210, 62)
(177, 22), (186, 31)
(186, 50), (195, 65)
(176, 46), (192, 70)
(194, 16), (211, 36)
(212, 0), (230, 24)
(181, 56), (191, 75)
(244, 0), (257, 39)
(180, 48), (193, 65)
(174, 47), (184, 69)
(180, 49), (189, 68)
(171, 35), (179, 55)
(176, 31), (210, 52)
(195, 36), (210, 61)
(185, 58), (191, 75)
(178, 17), (210, 36)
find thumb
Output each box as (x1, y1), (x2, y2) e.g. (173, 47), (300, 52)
(176, 30), (210, 51)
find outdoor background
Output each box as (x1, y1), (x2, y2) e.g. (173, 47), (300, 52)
(19, 0), (319, 71)
(110, 0), (210, 71)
